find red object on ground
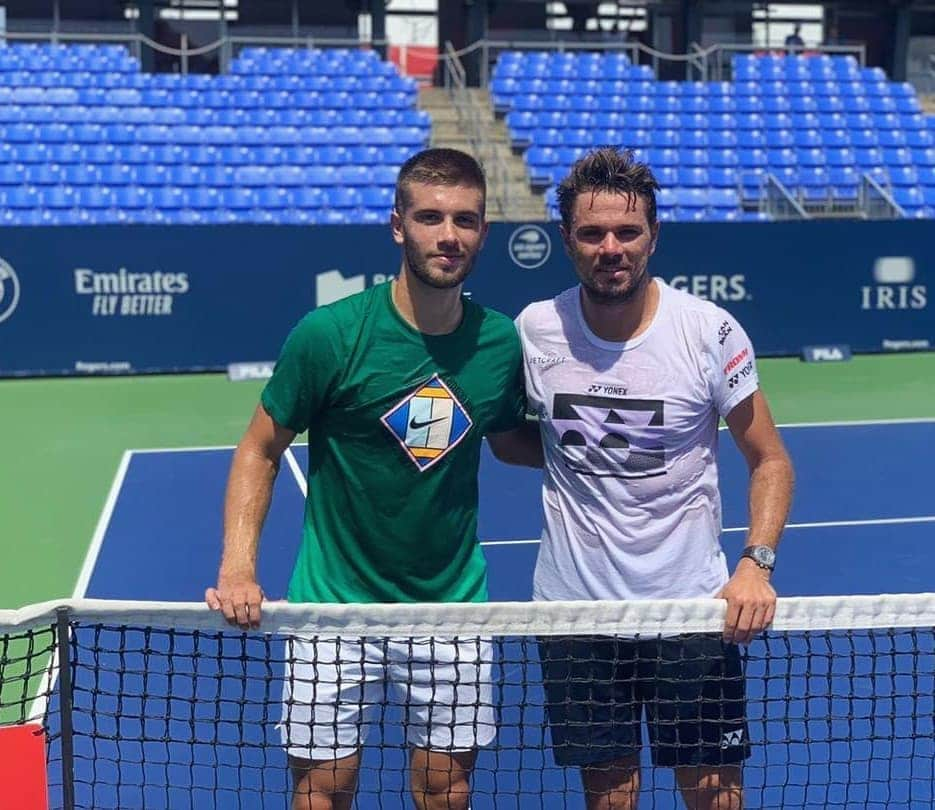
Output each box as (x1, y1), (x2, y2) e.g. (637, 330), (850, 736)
(390, 44), (438, 82)
(0, 724), (48, 810)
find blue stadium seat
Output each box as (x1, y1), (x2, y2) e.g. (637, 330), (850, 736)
(361, 186), (394, 210)
(737, 113), (766, 131)
(99, 164), (134, 185)
(767, 148), (796, 168)
(760, 113), (793, 130)
(893, 187), (924, 208)
(855, 147), (884, 168)
(850, 129), (879, 147)
(710, 149), (740, 167)
(678, 167), (709, 187)
(708, 167), (739, 187)
(707, 187), (740, 210)
(901, 114), (927, 131)
(797, 148), (827, 166)
(654, 166), (678, 187)
(681, 130), (708, 148)
(821, 129), (852, 147)
(739, 149), (768, 169)
(826, 148), (856, 166)
(738, 131), (766, 149)
(766, 130), (794, 148)
(710, 131), (739, 148)
(843, 96), (871, 114)
(679, 149), (708, 167)
(647, 148), (679, 166)
(325, 187), (363, 209)
(772, 167), (799, 188)
(883, 147), (913, 166)
(114, 186), (152, 210)
(888, 166), (919, 186)
(793, 130), (822, 148)
(878, 129), (907, 147)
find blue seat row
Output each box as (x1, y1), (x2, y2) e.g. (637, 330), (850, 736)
(497, 50), (632, 65)
(526, 137), (931, 164)
(0, 143), (420, 167)
(0, 208), (393, 226)
(0, 163), (402, 187)
(507, 110), (927, 132)
(531, 159), (935, 190)
(0, 106), (430, 127)
(0, 86), (418, 108)
(515, 123), (932, 150)
(493, 62), (654, 80)
(0, 184), (396, 210)
(493, 77), (913, 99)
(231, 58), (399, 78)
(506, 93), (919, 114)
(0, 123), (429, 147)
(0, 73), (414, 92)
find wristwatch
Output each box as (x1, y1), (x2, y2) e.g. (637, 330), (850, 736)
(740, 545), (776, 571)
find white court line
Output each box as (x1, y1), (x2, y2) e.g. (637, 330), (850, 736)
(284, 447), (307, 497)
(131, 444), (236, 454)
(122, 416), (935, 456)
(480, 514), (935, 547)
(769, 416), (935, 430)
(28, 450), (135, 722)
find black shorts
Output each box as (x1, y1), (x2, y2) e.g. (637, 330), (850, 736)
(538, 634), (751, 768)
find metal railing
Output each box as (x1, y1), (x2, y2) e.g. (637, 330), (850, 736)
(692, 42), (867, 82)
(449, 38), (865, 88)
(762, 174), (810, 220)
(441, 41), (512, 217)
(859, 174), (906, 220)
(0, 30), (393, 74)
(1, 28), (870, 86)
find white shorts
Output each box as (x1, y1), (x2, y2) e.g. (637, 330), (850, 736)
(279, 636), (496, 761)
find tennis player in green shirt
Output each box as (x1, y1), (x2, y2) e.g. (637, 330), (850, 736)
(206, 148), (534, 810)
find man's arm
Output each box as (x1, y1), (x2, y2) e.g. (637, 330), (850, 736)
(205, 403), (296, 629)
(719, 390), (795, 644)
(486, 419), (544, 468)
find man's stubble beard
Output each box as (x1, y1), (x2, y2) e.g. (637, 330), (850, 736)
(402, 230), (476, 290)
(579, 260), (650, 305)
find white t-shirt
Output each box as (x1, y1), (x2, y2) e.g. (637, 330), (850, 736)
(516, 278), (759, 602)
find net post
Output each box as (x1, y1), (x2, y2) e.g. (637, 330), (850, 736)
(55, 607), (76, 810)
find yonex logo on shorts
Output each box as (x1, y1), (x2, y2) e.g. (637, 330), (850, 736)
(508, 225), (551, 270)
(0, 258), (20, 324)
(381, 375), (473, 471)
(720, 729), (744, 749)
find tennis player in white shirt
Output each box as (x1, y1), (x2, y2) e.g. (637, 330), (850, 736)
(495, 147), (794, 810)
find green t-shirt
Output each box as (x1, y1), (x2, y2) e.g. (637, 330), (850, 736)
(261, 282), (526, 604)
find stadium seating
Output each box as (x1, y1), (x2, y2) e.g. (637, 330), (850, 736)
(0, 44), (429, 225)
(495, 50), (934, 221)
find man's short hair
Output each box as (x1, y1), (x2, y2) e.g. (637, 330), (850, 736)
(557, 147), (660, 230)
(394, 148), (487, 214)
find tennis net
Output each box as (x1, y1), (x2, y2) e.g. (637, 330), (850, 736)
(1, 594), (933, 809)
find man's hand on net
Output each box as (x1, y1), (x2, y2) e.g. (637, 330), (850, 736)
(205, 574), (265, 630)
(716, 561), (777, 645)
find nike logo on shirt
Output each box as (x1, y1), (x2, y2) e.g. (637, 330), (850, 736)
(409, 416), (446, 430)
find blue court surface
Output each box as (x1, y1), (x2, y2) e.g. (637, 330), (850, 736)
(55, 420), (935, 808)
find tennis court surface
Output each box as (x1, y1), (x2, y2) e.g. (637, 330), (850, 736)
(3, 417), (935, 808)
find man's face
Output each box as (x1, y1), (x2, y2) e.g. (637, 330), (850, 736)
(561, 191), (659, 304)
(391, 181), (488, 289)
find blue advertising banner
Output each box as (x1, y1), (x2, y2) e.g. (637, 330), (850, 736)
(0, 220), (931, 377)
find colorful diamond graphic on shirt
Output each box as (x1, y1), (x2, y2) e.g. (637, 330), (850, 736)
(381, 375), (473, 471)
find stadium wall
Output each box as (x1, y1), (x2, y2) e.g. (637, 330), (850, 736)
(0, 221), (931, 377)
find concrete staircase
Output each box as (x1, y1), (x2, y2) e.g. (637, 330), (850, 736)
(419, 87), (546, 222)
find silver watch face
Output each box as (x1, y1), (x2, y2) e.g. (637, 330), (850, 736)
(752, 546), (775, 566)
